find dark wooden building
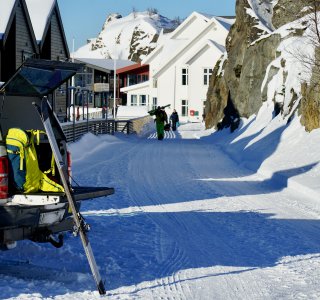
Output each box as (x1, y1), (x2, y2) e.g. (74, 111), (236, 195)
(0, 0), (70, 121)
(26, 0), (70, 119)
(0, 0), (39, 82)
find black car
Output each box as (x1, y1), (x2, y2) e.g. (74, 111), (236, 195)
(0, 59), (114, 250)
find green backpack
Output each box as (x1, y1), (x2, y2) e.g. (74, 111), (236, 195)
(6, 128), (64, 194)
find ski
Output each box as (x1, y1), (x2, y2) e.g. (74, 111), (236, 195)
(34, 99), (106, 295)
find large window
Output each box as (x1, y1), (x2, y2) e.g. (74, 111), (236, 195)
(181, 99), (188, 116)
(203, 68), (213, 85)
(131, 95), (137, 106)
(140, 95), (147, 106)
(127, 74), (149, 86)
(182, 68), (188, 86)
(74, 66), (93, 87)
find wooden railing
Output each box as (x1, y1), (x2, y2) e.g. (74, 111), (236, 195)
(61, 119), (132, 142)
(61, 116), (152, 143)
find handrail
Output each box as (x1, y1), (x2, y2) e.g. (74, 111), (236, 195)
(60, 115), (151, 143)
(61, 119), (134, 142)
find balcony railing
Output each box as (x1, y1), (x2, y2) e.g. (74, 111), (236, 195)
(93, 83), (110, 92)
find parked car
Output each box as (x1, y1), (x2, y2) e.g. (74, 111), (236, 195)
(0, 59), (114, 250)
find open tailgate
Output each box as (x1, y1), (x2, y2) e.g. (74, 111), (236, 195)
(72, 186), (115, 201)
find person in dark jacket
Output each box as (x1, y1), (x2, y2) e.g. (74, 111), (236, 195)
(149, 106), (168, 140)
(170, 109), (179, 131)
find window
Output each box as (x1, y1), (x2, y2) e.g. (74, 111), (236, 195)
(140, 95), (147, 106)
(181, 99), (188, 116)
(127, 74), (149, 85)
(152, 97), (157, 110)
(153, 79), (157, 88)
(22, 50), (34, 62)
(182, 68), (188, 85)
(142, 74), (149, 81)
(204, 68), (213, 85)
(131, 95), (137, 106)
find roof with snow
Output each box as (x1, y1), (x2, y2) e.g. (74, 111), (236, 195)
(142, 11), (233, 67)
(184, 39), (225, 65)
(0, 0), (57, 41)
(0, 0), (15, 37)
(25, 0), (55, 41)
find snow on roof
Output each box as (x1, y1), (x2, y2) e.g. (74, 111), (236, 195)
(75, 57), (136, 71)
(215, 16), (235, 30)
(207, 39), (226, 53)
(143, 11), (231, 68)
(25, 0), (55, 41)
(0, 0), (15, 36)
(184, 39), (225, 65)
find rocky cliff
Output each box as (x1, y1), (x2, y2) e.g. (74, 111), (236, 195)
(206, 0), (320, 132)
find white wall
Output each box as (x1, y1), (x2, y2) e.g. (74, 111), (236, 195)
(123, 15), (229, 123)
(187, 46), (223, 122)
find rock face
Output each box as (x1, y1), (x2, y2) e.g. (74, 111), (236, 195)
(300, 48), (320, 131)
(273, 0), (312, 28)
(206, 0), (320, 132)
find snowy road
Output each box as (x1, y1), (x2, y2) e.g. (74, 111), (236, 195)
(1, 122), (320, 299)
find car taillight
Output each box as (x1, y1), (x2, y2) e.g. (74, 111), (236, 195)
(0, 156), (9, 199)
(67, 151), (72, 183)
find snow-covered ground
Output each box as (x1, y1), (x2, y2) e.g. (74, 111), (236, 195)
(0, 111), (320, 299)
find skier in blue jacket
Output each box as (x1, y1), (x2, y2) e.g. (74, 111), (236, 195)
(170, 109), (179, 131)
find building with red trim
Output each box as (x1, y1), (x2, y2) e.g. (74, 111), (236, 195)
(116, 63), (149, 105)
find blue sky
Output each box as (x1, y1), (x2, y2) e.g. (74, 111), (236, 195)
(57, 0), (236, 51)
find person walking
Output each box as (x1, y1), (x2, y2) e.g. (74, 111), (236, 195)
(149, 106), (168, 140)
(170, 109), (179, 131)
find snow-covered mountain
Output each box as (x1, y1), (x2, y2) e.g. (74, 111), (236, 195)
(73, 11), (179, 62)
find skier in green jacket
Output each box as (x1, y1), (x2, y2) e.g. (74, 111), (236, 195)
(149, 106), (168, 140)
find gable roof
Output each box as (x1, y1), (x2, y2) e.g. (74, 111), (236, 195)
(0, 0), (15, 38)
(184, 39), (225, 65)
(215, 16), (235, 31)
(0, 0), (38, 51)
(142, 12), (233, 76)
(142, 11), (207, 65)
(152, 17), (227, 78)
(25, 0), (69, 56)
(25, 0), (55, 42)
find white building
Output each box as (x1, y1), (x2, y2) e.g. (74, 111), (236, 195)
(120, 12), (234, 122)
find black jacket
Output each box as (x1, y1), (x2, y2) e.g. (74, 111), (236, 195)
(170, 112), (179, 123)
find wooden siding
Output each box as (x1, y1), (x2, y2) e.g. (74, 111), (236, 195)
(50, 10), (68, 61)
(0, 1), (70, 119)
(1, 19), (16, 82)
(15, 1), (37, 69)
(50, 9), (69, 116)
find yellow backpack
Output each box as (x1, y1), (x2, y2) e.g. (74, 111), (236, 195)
(6, 128), (64, 193)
